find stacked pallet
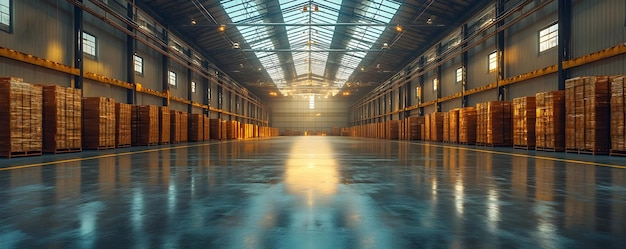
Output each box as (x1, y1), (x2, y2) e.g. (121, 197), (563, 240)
(189, 114), (204, 142)
(0, 78), (43, 157)
(82, 97), (116, 150)
(203, 116), (210, 141)
(443, 112), (450, 142)
(226, 120), (238, 139)
(449, 109), (460, 143)
(398, 119), (406, 139)
(43, 85), (82, 154)
(429, 112), (444, 142)
(180, 112), (189, 142)
(132, 105), (159, 146)
(170, 111), (182, 143)
(610, 77), (626, 155)
(158, 106), (170, 145)
(407, 116), (424, 140)
(115, 103), (132, 148)
(477, 101), (512, 146)
(565, 76), (611, 154)
(513, 97), (536, 149)
(459, 107), (477, 144)
(210, 119), (222, 140)
(424, 115), (431, 141)
(387, 120), (399, 140)
(220, 120), (228, 139)
(535, 91), (565, 151)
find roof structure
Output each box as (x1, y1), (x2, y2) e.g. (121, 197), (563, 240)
(138, 0), (490, 101)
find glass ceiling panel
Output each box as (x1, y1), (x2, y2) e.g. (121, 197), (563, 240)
(222, 0), (286, 85)
(334, 0), (400, 85)
(221, 0), (401, 95)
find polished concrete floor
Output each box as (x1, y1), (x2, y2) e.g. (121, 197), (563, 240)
(0, 136), (625, 248)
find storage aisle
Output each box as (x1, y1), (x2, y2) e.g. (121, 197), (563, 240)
(0, 136), (625, 248)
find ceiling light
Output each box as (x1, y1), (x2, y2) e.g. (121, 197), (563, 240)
(426, 18), (432, 24)
(303, 6), (308, 12)
(395, 25), (403, 32)
(382, 42), (389, 49)
(218, 25), (226, 32)
(360, 67), (365, 71)
(232, 42), (240, 49)
(314, 5), (319, 12)
(191, 19), (197, 25)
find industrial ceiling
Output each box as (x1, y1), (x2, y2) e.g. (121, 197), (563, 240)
(137, 0), (491, 101)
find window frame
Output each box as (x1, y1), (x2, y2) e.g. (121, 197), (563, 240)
(0, 0), (12, 33)
(309, 95), (315, 109)
(538, 22), (558, 53)
(456, 67), (463, 83)
(82, 32), (97, 58)
(133, 54), (143, 75)
(168, 70), (177, 87)
(488, 51), (497, 73)
(191, 81), (197, 93)
(433, 78), (438, 92)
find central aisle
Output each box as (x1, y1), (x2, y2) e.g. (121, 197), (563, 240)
(0, 136), (625, 248)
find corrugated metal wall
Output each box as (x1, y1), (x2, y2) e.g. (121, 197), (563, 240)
(269, 97), (350, 134)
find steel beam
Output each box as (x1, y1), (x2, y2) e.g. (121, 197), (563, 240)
(193, 23), (445, 27)
(126, 2), (135, 104)
(74, 0), (83, 90)
(239, 49), (405, 53)
(497, 0), (506, 101)
(558, 0), (571, 90)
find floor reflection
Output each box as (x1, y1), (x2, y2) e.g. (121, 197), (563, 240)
(0, 137), (625, 248)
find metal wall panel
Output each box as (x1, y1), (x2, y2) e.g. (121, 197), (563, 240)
(572, 0), (625, 58)
(441, 99), (462, 112)
(507, 74), (558, 100)
(467, 36), (497, 89)
(168, 63), (188, 99)
(0, 58), (72, 87)
(467, 89), (498, 107)
(269, 98), (349, 132)
(83, 80), (126, 102)
(441, 60), (463, 98)
(135, 42), (162, 91)
(136, 94), (162, 106)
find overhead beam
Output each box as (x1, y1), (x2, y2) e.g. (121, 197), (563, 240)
(239, 49), (412, 52)
(188, 23), (446, 27)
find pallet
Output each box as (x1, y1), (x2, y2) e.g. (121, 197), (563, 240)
(84, 145), (116, 150)
(483, 143), (511, 147)
(45, 148), (82, 154)
(116, 144), (131, 148)
(566, 148), (610, 155)
(134, 142), (159, 147)
(513, 145), (535, 150)
(610, 150), (626, 157)
(1, 151), (43, 158)
(459, 142), (476, 145)
(159, 142), (170, 145)
(535, 146), (565, 152)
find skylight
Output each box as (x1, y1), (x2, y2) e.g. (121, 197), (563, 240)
(334, 0), (401, 86)
(221, 0), (401, 96)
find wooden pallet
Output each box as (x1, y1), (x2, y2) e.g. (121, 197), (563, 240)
(483, 143), (511, 147)
(610, 150), (626, 157)
(535, 146), (565, 152)
(459, 142), (476, 145)
(134, 142), (159, 147)
(84, 145), (116, 150)
(566, 148), (610, 155)
(159, 142), (170, 145)
(513, 144), (535, 150)
(46, 148), (82, 154)
(116, 144), (131, 148)
(1, 151), (43, 158)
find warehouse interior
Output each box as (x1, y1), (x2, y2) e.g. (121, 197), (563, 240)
(1, 0), (626, 247)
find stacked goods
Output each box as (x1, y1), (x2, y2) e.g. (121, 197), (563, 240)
(476, 103), (487, 144)
(443, 112), (450, 142)
(210, 119), (222, 140)
(0, 78), (43, 157)
(449, 109), (460, 143)
(407, 116), (424, 140)
(486, 101), (513, 146)
(170, 111), (182, 143)
(535, 91), (566, 151)
(115, 103), (132, 147)
(610, 77), (626, 154)
(459, 107), (477, 144)
(425, 114), (431, 141)
(43, 85), (82, 153)
(158, 107), (170, 144)
(180, 112), (189, 142)
(387, 120), (399, 140)
(82, 97), (116, 150)
(398, 119), (405, 140)
(220, 120), (228, 139)
(565, 76), (611, 154)
(429, 112), (444, 142)
(132, 105), (159, 146)
(203, 116), (210, 141)
(188, 114), (203, 142)
(226, 120), (237, 140)
(513, 97), (536, 149)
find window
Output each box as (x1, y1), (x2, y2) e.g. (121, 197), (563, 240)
(83, 32), (97, 57)
(433, 78), (438, 92)
(539, 23), (558, 52)
(488, 51), (497, 73)
(168, 71), (177, 87)
(416, 86), (421, 103)
(309, 95), (315, 109)
(191, 81), (197, 93)
(456, 67), (463, 83)
(134, 55), (143, 74)
(0, 0), (11, 32)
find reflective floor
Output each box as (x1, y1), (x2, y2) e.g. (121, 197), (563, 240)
(1, 136), (625, 248)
